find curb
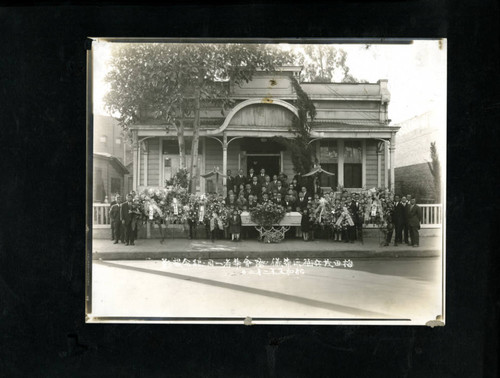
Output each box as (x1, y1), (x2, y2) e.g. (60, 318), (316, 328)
(93, 249), (440, 260)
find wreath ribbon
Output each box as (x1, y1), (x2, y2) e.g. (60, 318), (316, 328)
(336, 211), (354, 227)
(148, 202), (163, 220)
(199, 205), (205, 222)
(173, 199), (179, 215)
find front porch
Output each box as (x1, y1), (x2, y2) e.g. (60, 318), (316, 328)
(128, 78), (399, 194)
(128, 133), (396, 196)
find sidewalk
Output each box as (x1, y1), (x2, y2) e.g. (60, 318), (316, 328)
(92, 236), (442, 260)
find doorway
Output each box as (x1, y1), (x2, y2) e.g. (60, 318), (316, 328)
(247, 155), (281, 177)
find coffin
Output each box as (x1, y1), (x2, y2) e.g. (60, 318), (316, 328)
(240, 211), (302, 226)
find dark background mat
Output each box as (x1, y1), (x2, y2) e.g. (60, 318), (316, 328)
(0, 1), (498, 376)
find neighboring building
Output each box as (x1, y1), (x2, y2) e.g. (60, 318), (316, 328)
(124, 67), (400, 193)
(93, 115), (132, 202)
(93, 152), (129, 202)
(395, 110), (445, 203)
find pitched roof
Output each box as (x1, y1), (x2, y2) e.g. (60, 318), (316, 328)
(94, 152), (129, 175)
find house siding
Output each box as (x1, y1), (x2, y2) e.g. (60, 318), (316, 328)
(204, 137), (223, 172)
(93, 157), (126, 202)
(147, 138), (160, 186)
(128, 74), (396, 193)
(282, 149), (295, 178)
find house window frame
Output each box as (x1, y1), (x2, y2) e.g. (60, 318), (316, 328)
(341, 139), (366, 190)
(318, 139), (366, 191)
(317, 139), (339, 190)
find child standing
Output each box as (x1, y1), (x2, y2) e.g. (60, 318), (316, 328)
(229, 209), (242, 242)
(332, 200), (342, 242)
(301, 208), (311, 241)
(209, 213), (222, 242)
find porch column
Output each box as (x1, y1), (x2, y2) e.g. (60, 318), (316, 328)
(389, 133), (396, 191)
(337, 140), (344, 187)
(384, 142), (389, 188)
(200, 137), (206, 193)
(137, 146), (141, 190)
(143, 140), (148, 187)
(361, 139), (367, 188)
(222, 132), (228, 194)
(377, 141), (383, 188)
(132, 131), (139, 191)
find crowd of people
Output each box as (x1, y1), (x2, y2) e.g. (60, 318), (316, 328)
(108, 193), (141, 246)
(107, 167), (423, 247)
(220, 168), (422, 247)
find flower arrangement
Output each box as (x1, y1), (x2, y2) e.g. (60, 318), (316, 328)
(203, 193), (231, 227)
(185, 194), (202, 224)
(132, 184), (395, 237)
(138, 188), (169, 223)
(307, 187), (395, 233)
(250, 201), (286, 227)
(164, 187), (190, 224)
(165, 168), (190, 189)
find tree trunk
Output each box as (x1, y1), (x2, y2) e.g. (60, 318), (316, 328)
(177, 118), (186, 170)
(190, 85), (202, 194)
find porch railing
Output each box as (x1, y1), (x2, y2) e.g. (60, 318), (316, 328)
(420, 204), (443, 228)
(93, 203), (111, 228)
(91, 203), (443, 228)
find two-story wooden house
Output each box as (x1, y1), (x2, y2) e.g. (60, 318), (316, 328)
(127, 67), (399, 194)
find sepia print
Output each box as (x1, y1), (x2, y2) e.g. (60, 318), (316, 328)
(87, 39), (446, 324)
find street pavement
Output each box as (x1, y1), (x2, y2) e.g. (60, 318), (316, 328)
(89, 256), (443, 324)
(92, 236), (442, 260)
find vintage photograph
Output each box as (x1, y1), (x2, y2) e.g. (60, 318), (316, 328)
(87, 39), (446, 324)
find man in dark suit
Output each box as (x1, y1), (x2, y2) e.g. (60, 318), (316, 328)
(401, 196), (410, 244)
(392, 195), (406, 246)
(250, 176), (260, 196)
(120, 194), (139, 246)
(269, 175), (279, 193)
(247, 168), (256, 183)
(257, 168), (267, 186)
(297, 192), (308, 210)
(262, 175), (272, 192)
(109, 195), (117, 240)
(273, 193), (285, 207)
(407, 198), (423, 247)
(299, 186), (310, 203)
(233, 169), (247, 194)
(349, 193), (363, 241)
(243, 184), (253, 200)
(286, 184), (298, 200)
(278, 171), (288, 186)
(109, 195), (122, 244)
(258, 186), (269, 203)
(284, 194), (296, 211)
(226, 169), (235, 194)
(274, 180), (286, 197)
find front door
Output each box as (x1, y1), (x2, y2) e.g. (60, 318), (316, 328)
(247, 155), (280, 177)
